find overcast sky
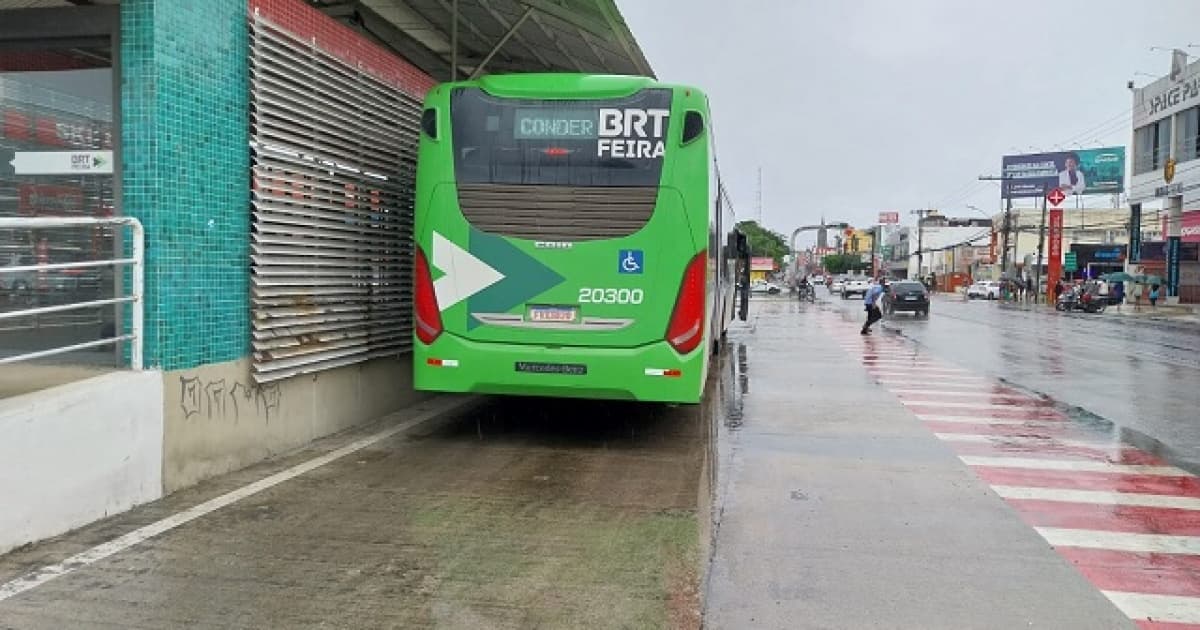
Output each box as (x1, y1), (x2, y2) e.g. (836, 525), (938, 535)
(618, 0), (1200, 247)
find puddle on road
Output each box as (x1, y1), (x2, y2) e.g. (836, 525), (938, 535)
(720, 342), (749, 430)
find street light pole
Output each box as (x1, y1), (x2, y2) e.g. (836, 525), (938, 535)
(790, 221), (849, 279)
(1035, 184), (1048, 303)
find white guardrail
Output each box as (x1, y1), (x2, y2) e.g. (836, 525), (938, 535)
(0, 217), (143, 369)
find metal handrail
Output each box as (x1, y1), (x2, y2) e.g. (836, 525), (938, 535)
(0, 217), (144, 370)
(0, 257), (137, 274)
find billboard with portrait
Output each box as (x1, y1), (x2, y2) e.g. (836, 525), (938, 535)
(1000, 147), (1125, 199)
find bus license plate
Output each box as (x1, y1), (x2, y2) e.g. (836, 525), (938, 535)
(515, 362), (587, 375)
(528, 305), (577, 322)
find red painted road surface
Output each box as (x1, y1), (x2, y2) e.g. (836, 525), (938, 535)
(826, 317), (1200, 629)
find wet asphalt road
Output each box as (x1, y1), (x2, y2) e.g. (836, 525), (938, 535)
(825, 288), (1200, 471)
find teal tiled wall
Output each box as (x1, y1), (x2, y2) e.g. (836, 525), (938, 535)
(121, 0), (250, 370)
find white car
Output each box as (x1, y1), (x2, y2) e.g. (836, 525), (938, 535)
(841, 277), (870, 298)
(829, 277), (846, 293)
(967, 280), (1001, 300)
(750, 280), (781, 295)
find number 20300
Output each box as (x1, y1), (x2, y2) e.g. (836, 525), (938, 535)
(578, 288), (644, 304)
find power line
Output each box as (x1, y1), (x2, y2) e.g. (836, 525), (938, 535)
(926, 101), (1148, 215)
(912, 227), (993, 255)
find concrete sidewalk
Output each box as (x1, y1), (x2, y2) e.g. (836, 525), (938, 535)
(705, 299), (1131, 629)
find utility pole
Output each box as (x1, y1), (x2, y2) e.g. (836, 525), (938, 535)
(755, 168), (763, 224)
(978, 174), (1016, 276)
(910, 208), (933, 280)
(871, 225), (879, 277)
(1034, 184), (1048, 303)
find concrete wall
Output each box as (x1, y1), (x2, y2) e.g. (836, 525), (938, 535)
(162, 356), (423, 492)
(0, 371), (163, 555)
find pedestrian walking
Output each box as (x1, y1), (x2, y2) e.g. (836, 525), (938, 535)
(1025, 275), (1034, 303)
(1150, 284), (1160, 308)
(1113, 281), (1125, 312)
(861, 277), (885, 335)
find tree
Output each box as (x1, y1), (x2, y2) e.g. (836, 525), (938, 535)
(822, 253), (869, 275)
(736, 220), (789, 267)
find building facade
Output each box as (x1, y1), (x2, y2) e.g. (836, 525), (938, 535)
(1129, 50), (1200, 303)
(903, 213), (991, 283)
(843, 228), (874, 255)
(997, 207), (1163, 281)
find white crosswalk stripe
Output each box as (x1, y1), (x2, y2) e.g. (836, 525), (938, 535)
(1101, 591), (1200, 624)
(918, 414), (1062, 425)
(934, 433), (1118, 450)
(961, 456), (1184, 476)
(993, 486), (1200, 509)
(901, 400), (1050, 410)
(1037, 527), (1200, 555)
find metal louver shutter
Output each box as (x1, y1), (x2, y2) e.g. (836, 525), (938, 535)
(249, 15), (420, 383)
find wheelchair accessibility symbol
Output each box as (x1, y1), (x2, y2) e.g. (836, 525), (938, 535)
(618, 249), (643, 274)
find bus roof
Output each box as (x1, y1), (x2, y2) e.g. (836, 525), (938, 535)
(432, 73), (703, 101)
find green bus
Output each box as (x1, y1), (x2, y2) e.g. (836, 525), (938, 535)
(412, 73), (747, 403)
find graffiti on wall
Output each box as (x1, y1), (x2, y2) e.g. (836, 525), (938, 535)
(179, 376), (282, 423)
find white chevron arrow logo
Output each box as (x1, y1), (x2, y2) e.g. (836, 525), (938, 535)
(432, 231), (504, 311)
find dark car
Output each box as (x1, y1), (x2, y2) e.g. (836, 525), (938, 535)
(883, 280), (930, 317)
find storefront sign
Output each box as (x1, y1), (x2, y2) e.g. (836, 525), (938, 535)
(1130, 203), (1142, 263)
(6, 150), (112, 175)
(750, 257), (776, 271)
(1167, 236), (1181, 298)
(1184, 210), (1200, 243)
(1139, 241), (1200, 261)
(1136, 52), (1200, 127)
(1147, 70), (1200, 116)
(1047, 208), (1063, 297)
(1155, 182), (1184, 198)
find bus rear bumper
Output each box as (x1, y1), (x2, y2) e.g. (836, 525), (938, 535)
(413, 334), (707, 403)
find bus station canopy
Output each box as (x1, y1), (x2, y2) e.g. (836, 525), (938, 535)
(0, 1), (653, 80)
(310, 0), (655, 81)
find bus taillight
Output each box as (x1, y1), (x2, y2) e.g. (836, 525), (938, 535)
(414, 245), (443, 344)
(666, 251), (707, 355)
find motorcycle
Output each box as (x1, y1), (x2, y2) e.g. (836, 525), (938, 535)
(797, 283), (815, 303)
(1055, 285), (1106, 313)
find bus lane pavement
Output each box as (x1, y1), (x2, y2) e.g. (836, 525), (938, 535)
(0, 392), (717, 627)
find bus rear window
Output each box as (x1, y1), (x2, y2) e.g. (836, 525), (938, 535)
(450, 87), (672, 187)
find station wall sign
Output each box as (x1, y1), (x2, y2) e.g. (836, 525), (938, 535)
(2, 150), (113, 175)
